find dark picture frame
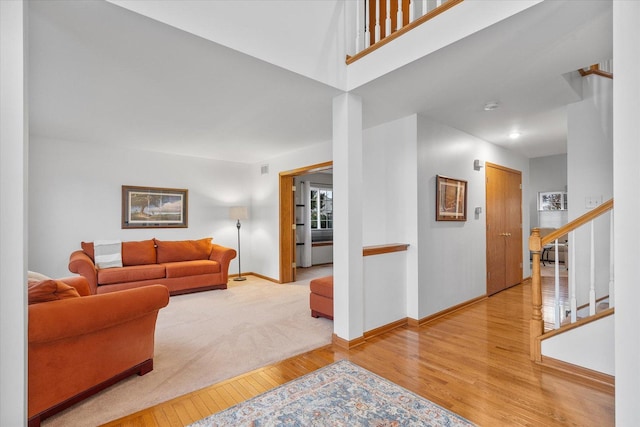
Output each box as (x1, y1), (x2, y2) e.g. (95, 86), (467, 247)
(436, 175), (467, 221)
(122, 185), (188, 228)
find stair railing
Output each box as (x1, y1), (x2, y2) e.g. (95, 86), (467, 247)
(529, 198), (613, 361)
(348, 0), (464, 64)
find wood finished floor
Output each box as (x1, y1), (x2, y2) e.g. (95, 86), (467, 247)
(102, 277), (614, 427)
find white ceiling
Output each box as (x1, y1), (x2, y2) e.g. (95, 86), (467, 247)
(28, 0), (612, 163)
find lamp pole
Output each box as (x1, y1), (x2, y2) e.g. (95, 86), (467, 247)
(234, 218), (246, 281)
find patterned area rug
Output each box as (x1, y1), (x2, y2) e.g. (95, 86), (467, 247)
(189, 360), (474, 427)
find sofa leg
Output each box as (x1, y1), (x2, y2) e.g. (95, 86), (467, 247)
(138, 359), (154, 376)
(311, 310), (320, 318)
(28, 416), (41, 427)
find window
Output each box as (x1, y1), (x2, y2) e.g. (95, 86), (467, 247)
(310, 187), (333, 229)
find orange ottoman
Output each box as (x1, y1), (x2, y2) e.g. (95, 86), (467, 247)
(310, 275), (333, 320)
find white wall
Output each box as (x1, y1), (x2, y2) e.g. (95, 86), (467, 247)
(363, 252), (407, 331)
(108, 0), (347, 89)
(613, 2), (640, 424)
(567, 74), (613, 306)
(529, 154), (567, 228)
(542, 315), (614, 375)
(28, 137), (252, 278)
(362, 115), (419, 325)
(417, 116), (530, 318)
(0, 1), (27, 424)
(250, 141), (333, 281)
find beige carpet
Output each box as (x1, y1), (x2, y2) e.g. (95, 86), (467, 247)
(42, 271), (333, 427)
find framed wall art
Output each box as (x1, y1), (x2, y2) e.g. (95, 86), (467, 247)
(122, 185), (188, 228)
(538, 191), (567, 211)
(436, 175), (467, 221)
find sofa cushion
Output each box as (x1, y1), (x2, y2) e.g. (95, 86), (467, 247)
(28, 279), (81, 305)
(97, 264), (166, 285)
(155, 238), (213, 263)
(164, 260), (221, 278)
(310, 276), (333, 299)
(122, 239), (156, 266)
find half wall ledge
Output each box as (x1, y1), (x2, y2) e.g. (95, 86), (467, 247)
(362, 243), (409, 257)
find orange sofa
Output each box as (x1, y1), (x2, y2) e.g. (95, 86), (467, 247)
(28, 275), (169, 427)
(310, 275), (333, 320)
(69, 237), (236, 295)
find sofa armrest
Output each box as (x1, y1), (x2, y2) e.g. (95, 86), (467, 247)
(209, 244), (237, 281)
(28, 285), (169, 344)
(58, 276), (91, 296)
(68, 250), (98, 294)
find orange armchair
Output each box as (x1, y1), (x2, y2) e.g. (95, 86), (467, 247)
(28, 276), (169, 427)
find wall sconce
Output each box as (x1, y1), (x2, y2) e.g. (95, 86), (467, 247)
(474, 159), (484, 171)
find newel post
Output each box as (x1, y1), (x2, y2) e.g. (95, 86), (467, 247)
(529, 228), (543, 361)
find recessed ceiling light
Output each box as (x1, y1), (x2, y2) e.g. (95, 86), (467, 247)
(509, 131), (521, 139)
(483, 102), (500, 111)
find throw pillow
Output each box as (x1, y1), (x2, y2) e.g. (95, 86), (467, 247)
(27, 271), (51, 282)
(28, 279), (81, 305)
(94, 240), (123, 269)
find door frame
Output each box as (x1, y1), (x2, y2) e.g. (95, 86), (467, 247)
(279, 161), (333, 283)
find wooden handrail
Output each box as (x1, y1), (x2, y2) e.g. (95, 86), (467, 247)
(540, 199), (614, 246)
(579, 64), (613, 79)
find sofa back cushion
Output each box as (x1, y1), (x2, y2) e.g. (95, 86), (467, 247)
(81, 241), (95, 261)
(28, 279), (81, 304)
(122, 240), (157, 266)
(81, 240), (157, 266)
(155, 238), (213, 263)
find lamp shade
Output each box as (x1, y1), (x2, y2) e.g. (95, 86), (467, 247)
(229, 206), (248, 221)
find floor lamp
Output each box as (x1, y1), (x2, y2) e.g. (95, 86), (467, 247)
(229, 206), (248, 281)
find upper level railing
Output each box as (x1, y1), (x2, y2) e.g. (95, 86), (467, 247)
(528, 198), (614, 361)
(347, 0), (464, 64)
(579, 60), (613, 79)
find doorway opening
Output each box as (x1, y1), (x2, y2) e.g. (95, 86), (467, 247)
(279, 161), (333, 283)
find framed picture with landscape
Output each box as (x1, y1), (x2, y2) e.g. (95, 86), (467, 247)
(436, 175), (467, 221)
(122, 185), (188, 228)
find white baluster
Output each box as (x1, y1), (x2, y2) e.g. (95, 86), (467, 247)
(409, 0), (414, 22)
(569, 231), (577, 323)
(397, 0), (403, 30)
(385, 0), (392, 37)
(422, 0), (427, 16)
(554, 239), (561, 329)
(609, 212), (615, 308)
(589, 221), (596, 315)
(365, 0), (371, 48)
(436, 0), (443, 7)
(355, 0), (362, 53)
(375, 0), (381, 43)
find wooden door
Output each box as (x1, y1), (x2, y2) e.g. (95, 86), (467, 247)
(486, 163), (522, 295)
